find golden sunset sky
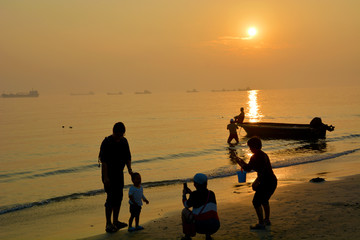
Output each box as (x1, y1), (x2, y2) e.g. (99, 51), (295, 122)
(1, 0), (359, 94)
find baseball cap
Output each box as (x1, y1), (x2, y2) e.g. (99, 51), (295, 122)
(193, 173), (207, 185)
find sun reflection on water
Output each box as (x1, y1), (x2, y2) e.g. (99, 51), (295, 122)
(247, 90), (263, 122)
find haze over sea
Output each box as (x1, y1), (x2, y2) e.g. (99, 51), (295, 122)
(0, 86), (359, 216)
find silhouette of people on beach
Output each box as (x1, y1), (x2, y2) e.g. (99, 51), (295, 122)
(98, 122), (133, 233)
(128, 172), (149, 232)
(182, 173), (220, 240)
(227, 119), (239, 144)
(234, 107), (245, 124)
(235, 137), (277, 229)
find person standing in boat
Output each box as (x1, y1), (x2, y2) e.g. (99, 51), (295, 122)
(227, 119), (239, 144)
(235, 137), (277, 230)
(234, 107), (245, 124)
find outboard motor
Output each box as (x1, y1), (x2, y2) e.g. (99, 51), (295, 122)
(310, 117), (335, 132)
(310, 117), (323, 128)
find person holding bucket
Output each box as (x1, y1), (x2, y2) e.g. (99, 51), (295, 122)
(237, 168), (247, 183)
(235, 137), (277, 230)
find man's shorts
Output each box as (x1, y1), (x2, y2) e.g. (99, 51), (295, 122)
(104, 183), (123, 208)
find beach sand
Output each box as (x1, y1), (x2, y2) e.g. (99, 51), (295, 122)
(81, 175), (360, 240)
(1, 156), (359, 240)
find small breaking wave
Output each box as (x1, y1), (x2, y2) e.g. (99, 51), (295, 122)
(271, 148), (360, 169)
(0, 147), (225, 183)
(0, 189), (104, 215)
(3, 132), (359, 183)
(0, 164), (99, 183)
(2, 147), (358, 216)
(327, 133), (360, 142)
(0, 178), (190, 216)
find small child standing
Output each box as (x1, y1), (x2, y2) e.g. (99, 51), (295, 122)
(128, 172), (149, 232)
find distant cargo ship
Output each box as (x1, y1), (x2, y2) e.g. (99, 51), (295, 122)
(1, 90), (39, 98)
(107, 91), (122, 95)
(135, 90), (151, 94)
(211, 87), (251, 92)
(70, 91), (95, 96)
(186, 89), (199, 93)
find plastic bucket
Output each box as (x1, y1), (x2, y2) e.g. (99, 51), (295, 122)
(236, 170), (247, 183)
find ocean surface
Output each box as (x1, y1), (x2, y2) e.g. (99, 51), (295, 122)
(1, 86), (359, 216)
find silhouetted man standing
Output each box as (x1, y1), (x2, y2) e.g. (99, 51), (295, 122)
(99, 122), (133, 233)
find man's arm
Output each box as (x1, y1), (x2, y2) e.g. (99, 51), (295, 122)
(102, 162), (110, 187)
(125, 140), (133, 175)
(126, 159), (133, 175)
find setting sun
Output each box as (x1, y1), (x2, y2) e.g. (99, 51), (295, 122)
(248, 27), (257, 37)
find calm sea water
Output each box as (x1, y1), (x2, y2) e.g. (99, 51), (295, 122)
(1, 86), (359, 215)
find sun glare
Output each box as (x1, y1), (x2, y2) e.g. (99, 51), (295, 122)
(248, 27), (257, 37)
(247, 90), (263, 122)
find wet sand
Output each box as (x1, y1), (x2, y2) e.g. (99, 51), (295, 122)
(81, 174), (360, 240)
(1, 156), (359, 240)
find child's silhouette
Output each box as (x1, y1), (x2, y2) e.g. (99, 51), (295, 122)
(128, 172), (149, 232)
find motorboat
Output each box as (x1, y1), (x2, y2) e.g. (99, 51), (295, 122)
(238, 117), (334, 139)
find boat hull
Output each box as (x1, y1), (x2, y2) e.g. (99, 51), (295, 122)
(238, 122), (328, 139)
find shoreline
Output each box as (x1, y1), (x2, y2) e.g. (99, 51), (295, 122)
(1, 154), (359, 240)
(82, 174), (360, 240)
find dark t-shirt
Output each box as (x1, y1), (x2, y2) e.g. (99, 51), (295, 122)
(184, 189), (220, 235)
(227, 123), (238, 134)
(99, 135), (131, 183)
(243, 150), (276, 183)
(185, 189), (217, 209)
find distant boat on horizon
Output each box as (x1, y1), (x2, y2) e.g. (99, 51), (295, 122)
(107, 91), (123, 95)
(211, 87), (251, 92)
(186, 89), (199, 93)
(135, 90), (151, 94)
(1, 90), (39, 98)
(70, 91), (95, 96)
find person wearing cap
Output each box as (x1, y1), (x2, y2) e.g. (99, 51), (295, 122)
(227, 118), (239, 144)
(234, 107), (245, 124)
(181, 173), (220, 240)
